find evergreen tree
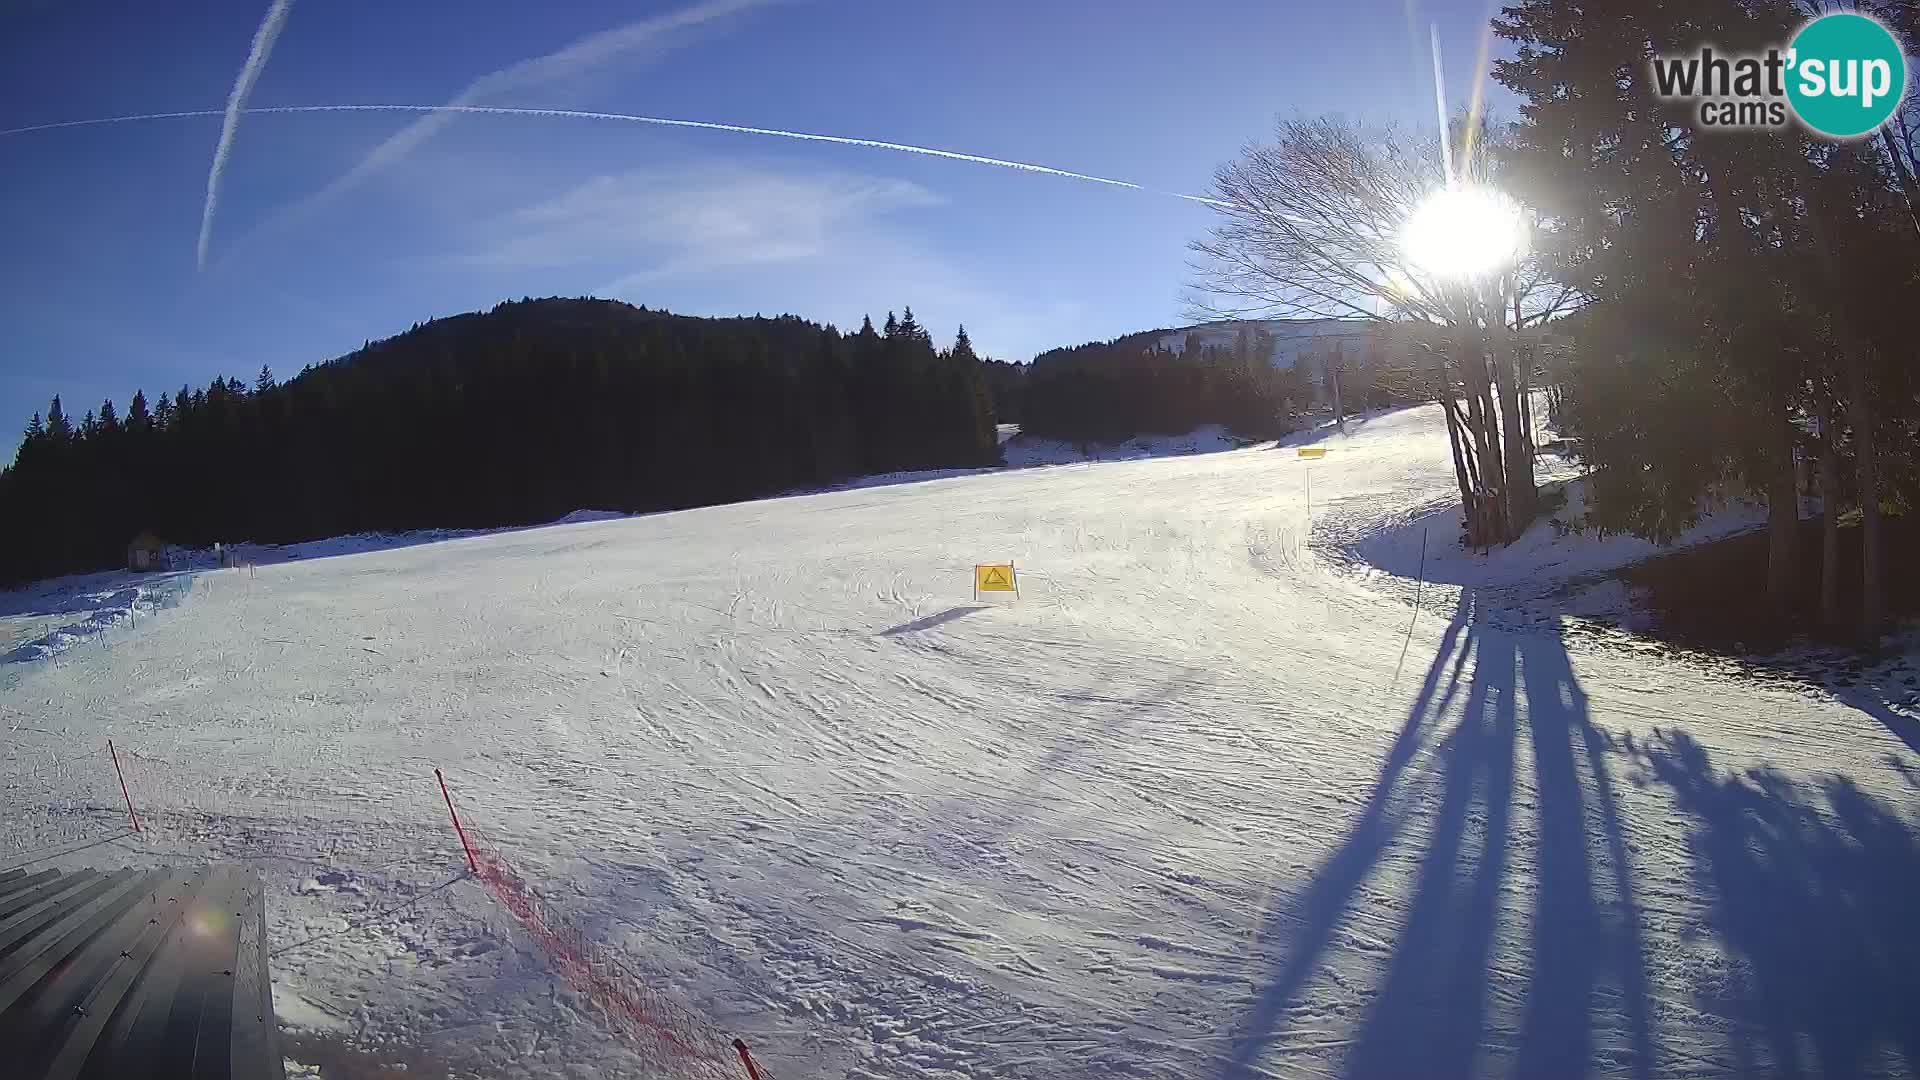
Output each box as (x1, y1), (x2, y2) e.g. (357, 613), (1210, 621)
(1496, 0), (1920, 631)
(898, 306), (930, 345)
(0, 297), (1011, 584)
(951, 326), (977, 363)
(46, 396), (70, 441)
(256, 365), (276, 393)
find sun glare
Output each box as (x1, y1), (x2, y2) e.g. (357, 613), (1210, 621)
(1400, 184), (1529, 280)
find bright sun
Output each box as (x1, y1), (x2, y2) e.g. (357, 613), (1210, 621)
(1400, 184), (1529, 280)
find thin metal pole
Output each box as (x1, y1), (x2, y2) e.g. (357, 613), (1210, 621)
(108, 739), (140, 833)
(436, 768), (479, 874)
(1392, 526), (1430, 685)
(733, 1039), (765, 1080)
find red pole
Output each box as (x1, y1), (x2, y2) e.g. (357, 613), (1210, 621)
(733, 1039), (765, 1080)
(436, 768), (479, 874)
(108, 739), (140, 833)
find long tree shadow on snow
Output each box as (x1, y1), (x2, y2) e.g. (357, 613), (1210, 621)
(1223, 592), (1654, 1079)
(1628, 728), (1920, 1078)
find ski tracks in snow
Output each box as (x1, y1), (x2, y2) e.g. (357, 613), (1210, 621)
(3, 404), (1917, 1078)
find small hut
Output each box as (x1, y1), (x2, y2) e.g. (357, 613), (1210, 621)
(127, 530), (167, 571)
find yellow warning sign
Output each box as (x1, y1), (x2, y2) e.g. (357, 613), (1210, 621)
(1296, 447), (1328, 459)
(974, 564), (1017, 594)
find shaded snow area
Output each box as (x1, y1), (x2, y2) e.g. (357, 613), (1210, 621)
(5, 402), (1919, 1079)
(0, 571), (192, 665)
(792, 425), (1253, 497)
(1313, 408), (1768, 631)
(1000, 423), (1253, 468)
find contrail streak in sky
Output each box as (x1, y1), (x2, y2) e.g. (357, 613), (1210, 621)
(3, 103), (1232, 209)
(198, 0), (296, 270)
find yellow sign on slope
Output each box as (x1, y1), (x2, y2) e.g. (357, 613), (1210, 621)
(974, 563), (1017, 594)
(1296, 447), (1328, 459)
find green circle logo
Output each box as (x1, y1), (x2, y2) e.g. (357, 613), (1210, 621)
(1786, 13), (1907, 138)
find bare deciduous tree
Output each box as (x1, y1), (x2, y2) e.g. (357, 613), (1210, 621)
(1187, 115), (1582, 546)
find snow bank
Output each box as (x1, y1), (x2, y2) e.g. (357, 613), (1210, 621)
(1338, 477), (1767, 593)
(1, 572), (190, 664)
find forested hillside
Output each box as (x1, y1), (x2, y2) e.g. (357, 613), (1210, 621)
(0, 298), (999, 584)
(1021, 329), (1306, 446)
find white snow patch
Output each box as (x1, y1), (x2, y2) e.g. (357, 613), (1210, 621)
(1341, 473), (1767, 592)
(4, 399), (1915, 1080)
(1, 572), (186, 664)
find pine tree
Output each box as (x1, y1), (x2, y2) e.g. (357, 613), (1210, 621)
(0, 298), (1013, 584)
(883, 312), (900, 339)
(256, 365), (276, 393)
(98, 399), (119, 434)
(24, 413), (43, 440)
(898, 306), (929, 345)
(46, 396), (70, 441)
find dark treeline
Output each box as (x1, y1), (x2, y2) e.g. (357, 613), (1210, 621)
(1021, 327), (1306, 446)
(1497, 0), (1920, 637)
(0, 297), (999, 585)
(979, 357), (1027, 424)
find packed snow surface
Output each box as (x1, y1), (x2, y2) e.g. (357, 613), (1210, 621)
(4, 402), (1916, 1079)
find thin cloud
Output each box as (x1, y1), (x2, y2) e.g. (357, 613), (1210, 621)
(449, 163), (942, 284)
(198, 0), (295, 270)
(1, 103), (1228, 209)
(248, 0), (769, 244)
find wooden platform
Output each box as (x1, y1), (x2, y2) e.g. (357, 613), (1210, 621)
(0, 864), (282, 1079)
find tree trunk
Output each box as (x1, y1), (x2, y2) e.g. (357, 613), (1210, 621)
(1818, 402), (1840, 628)
(1457, 341), (1505, 549)
(1846, 360), (1884, 643)
(1764, 414), (1799, 617)
(1442, 396), (1475, 531)
(1793, 158), (1883, 645)
(1492, 330), (1535, 541)
(1332, 360), (1346, 434)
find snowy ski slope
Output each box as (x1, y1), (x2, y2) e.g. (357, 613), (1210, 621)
(4, 403), (1917, 1079)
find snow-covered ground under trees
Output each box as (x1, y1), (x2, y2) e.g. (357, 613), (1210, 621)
(5, 402), (1918, 1080)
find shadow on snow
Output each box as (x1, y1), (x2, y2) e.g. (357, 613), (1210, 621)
(1223, 590), (1918, 1079)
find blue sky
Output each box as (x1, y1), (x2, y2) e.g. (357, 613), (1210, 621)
(0, 0), (1507, 445)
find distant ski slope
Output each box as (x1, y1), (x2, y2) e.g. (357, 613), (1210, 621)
(4, 403), (1915, 1079)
